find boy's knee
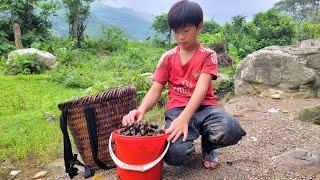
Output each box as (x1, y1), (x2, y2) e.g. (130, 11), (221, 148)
(164, 142), (194, 166)
(225, 117), (246, 141)
(206, 116), (246, 146)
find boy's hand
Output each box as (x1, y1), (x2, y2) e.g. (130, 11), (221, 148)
(122, 109), (144, 126)
(165, 115), (189, 143)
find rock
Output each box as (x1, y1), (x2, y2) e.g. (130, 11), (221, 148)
(10, 170), (21, 177)
(268, 108), (279, 113)
(248, 136), (258, 142)
(32, 171), (48, 179)
(298, 39), (320, 48)
(296, 105), (320, 125)
(36, 51), (57, 69)
(271, 148), (320, 176)
(235, 42), (319, 98)
(307, 53), (320, 69)
(260, 89), (284, 99)
(271, 94), (281, 99)
(286, 127), (295, 132)
(13, 23), (23, 49)
(7, 48), (57, 70)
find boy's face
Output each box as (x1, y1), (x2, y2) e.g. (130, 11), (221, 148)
(172, 23), (203, 50)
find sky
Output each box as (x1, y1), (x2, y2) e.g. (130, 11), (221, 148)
(102, 0), (281, 24)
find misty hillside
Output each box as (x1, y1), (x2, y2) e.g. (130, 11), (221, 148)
(51, 2), (155, 40)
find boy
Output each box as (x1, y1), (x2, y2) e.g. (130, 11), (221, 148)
(122, 0), (246, 169)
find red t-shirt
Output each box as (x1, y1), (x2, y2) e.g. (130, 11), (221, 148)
(152, 43), (218, 110)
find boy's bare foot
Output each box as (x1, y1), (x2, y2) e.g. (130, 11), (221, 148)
(203, 157), (220, 169)
(203, 150), (220, 170)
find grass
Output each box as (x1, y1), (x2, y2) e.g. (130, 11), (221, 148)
(144, 106), (165, 126)
(0, 74), (82, 163)
(297, 105), (320, 125)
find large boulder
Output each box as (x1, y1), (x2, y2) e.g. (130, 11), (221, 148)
(271, 148), (320, 177)
(235, 42), (320, 98)
(6, 48), (58, 69)
(299, 39), (320, 48)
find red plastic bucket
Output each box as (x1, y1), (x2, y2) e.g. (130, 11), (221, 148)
(109, 129), (169, 180)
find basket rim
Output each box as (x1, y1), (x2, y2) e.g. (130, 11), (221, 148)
(58, 85), (136, 110)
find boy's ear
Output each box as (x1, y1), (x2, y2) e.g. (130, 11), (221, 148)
(197, 21), (204, 33)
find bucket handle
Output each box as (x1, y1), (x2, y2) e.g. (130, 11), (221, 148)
(109, 133), (170, 172)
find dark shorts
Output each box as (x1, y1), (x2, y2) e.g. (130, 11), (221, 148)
(163, 105), (246, 166)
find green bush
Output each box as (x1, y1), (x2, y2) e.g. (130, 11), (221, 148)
(101, 26), (127, 51)
(298, 22), (320, 40)
(0, 31), (16, 56)
(146, 34), (168, 48)
(215, 65), (239, 101)
(0, 41), (16, 57)
(105, 41), (162, 72)
(31, 37), (78, 54)
(81, 26), (128, 54)
(55, 48), (94, 66)
(199, 33), (227, 53)
(227, 43), (239, 59)
(0, 56), (6, 74)
(5, 54), (45, 75)
(297, 105), (320, 125)
(82, 38), (110, 55)
(223, 19), (259, 59)
(50, 66), (94, 88)
(133, 73), (152, 101)
(214, 76), (235, 101)
(253, 8), (296, 49)
(228, 35), (258, 59)
(217, 53), (234, 67)
(21, 30), (44, 47)
(203, 20), (222, 34)
(82, 82), (111, 96)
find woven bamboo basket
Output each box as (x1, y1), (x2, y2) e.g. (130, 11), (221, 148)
(58, 86), (137, 170)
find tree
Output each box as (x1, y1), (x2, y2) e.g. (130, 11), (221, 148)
(203, 20), (221, 34)
(231, 15), (247, 31)
(274, 0), (320, 24)
(253, 8), (296, 49)
(223, 15), (258, 59)
(152, 13), (171, 45)
(0, 0), (57, 45)
(298, 22), (320, 40)
(63, 0), (94, 46)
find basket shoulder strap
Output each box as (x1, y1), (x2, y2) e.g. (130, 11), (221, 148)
(60, 108), (74, 172)
(84, 106), (111, 169)
(60, 108), (94, 178)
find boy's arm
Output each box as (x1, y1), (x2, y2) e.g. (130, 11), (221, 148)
(166, 73), (212, 143)
(138, 81), (164, 115)
(122, 81), (164, 126)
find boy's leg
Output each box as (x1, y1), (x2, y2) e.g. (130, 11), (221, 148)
(163, 107), (200, 166)
(198, 106), (246, 154)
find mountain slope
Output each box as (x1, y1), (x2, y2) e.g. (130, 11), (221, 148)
(51, 2), (155, 40)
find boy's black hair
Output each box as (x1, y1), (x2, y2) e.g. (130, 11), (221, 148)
(168, 0), (203, 30)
